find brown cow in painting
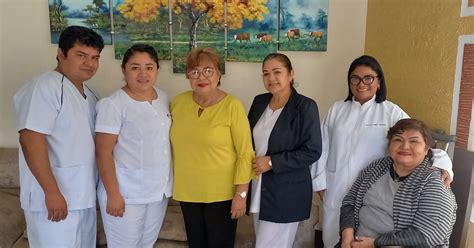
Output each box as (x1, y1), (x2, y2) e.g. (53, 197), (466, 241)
(288, 28), (300, 37)
(310, 31), (323, 42)
(256, 33), (268, 40)
(234, 33), (250, 43)
(258, 34), (272, 43)
(286, 30), (296, 41)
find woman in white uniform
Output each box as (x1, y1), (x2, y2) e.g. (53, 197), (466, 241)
(312, 55), (453, 247)
(248, 53), (322, 247)
(95, 44), (173, 247)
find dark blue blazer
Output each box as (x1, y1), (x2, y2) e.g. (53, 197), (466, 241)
(248, 88), (322, 223)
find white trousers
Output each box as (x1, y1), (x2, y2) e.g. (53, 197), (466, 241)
(322, 206), (340, 248)
(253, 213), (299, 248)
(99, 198), (169, 248)
(24, 207), (96, 248)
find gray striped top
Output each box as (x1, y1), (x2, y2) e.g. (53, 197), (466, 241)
(340, 156), (457, 247)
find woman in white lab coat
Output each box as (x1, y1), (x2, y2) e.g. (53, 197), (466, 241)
(312, 55), (453, 247)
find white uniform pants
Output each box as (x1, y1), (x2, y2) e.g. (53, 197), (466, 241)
(99, 198), (169, 248)
(24, 207), (96, 248)
(322, 206), (340, 248)
(253, 213), (299, 248)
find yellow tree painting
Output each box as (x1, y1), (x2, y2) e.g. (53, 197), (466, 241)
(116, 0), (269, 71)
(118, 0), (268, 48)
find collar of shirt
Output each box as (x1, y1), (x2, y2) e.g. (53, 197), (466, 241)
(389, 162), (410, 182)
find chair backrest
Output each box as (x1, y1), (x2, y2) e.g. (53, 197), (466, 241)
(450, 147), (474, 248)
(431, 129), (457, 152)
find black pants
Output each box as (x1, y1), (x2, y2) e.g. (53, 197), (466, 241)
(180, 200), (237, 248)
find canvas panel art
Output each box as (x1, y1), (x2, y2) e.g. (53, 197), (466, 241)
(226, 0), (277, 63)
(48, 0), (112, 44)
(278, 0), (328, 51)
(168, 1), (225, 73)
(113, 0), (171, 60)
(48, 0), (330, 74)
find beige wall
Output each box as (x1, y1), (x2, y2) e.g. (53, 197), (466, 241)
(0, 0), (368, 147)
(365, 0), (474, 132)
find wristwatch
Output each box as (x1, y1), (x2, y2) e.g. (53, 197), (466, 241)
(268, 159), (272, 168)
(236, 191), (247, 198)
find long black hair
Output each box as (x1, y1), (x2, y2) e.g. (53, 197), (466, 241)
(344, 55), (387, 103)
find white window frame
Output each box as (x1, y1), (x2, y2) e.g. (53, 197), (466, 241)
(450, 35), (474, 155)
(461, 0), (474, 17)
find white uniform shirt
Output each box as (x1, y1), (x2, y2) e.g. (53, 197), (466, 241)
(14, 70), (99, 211)
(250, 106), (283, 213)
(95, 88), (173, 204)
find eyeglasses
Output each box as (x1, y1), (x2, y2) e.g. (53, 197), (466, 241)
(349, 75), (378, 86)
(187, 67), (215, 79)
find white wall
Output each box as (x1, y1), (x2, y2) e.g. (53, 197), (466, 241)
(0, 0), (368, 147)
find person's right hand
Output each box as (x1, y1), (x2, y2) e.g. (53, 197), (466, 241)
(440, 169), (452, 188)
(340, 228), (355, 248)
(106, 193), (125, 217)
(317, 190), (325, 201)
(45, 191), (68, 222)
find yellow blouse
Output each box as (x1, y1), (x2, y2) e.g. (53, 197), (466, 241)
(170, 91), (255, 203)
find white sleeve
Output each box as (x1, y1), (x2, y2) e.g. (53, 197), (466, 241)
(14, 79), (61, 135)
(390, 102), (410, 126)
(312, 114), (329, 191)
(95, 97), (122, 135)
(431, 148), (454, 180)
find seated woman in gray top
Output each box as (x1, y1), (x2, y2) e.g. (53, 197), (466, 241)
(339, 119), (456, 248)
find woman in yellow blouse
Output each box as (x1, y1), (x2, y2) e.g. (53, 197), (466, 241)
(170, 47), (254, 248)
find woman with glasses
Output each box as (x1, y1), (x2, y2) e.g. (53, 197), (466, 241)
(248, 53), (322, 247)
(95, 44), (172, 247)
(170, 47), (254, 247)
(312, 55), (454, 247)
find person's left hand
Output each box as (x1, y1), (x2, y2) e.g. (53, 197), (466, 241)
(440, 169), (452, 188)
(252, 156), (271, 175)
(350, 236), (375, 248)
(230, 194), (246, 219)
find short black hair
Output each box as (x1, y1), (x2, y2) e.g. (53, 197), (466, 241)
(58, 26), (104, 57)
(121, 44), (160, 70)
(344, 55), (387, 103)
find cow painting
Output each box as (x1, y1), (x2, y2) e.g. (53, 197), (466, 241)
(258, 34), (272, 43)
(285, 30), (296, 41)
(288, 28), (300, 37)
(310, 31), (324, 42)
(234, 33), (250, 43)
(256, 33), (268, 40)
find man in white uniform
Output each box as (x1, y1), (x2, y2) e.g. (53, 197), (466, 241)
(13, 26), (104, 248)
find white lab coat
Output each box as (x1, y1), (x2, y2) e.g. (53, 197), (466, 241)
(311, 96), (453, 247)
